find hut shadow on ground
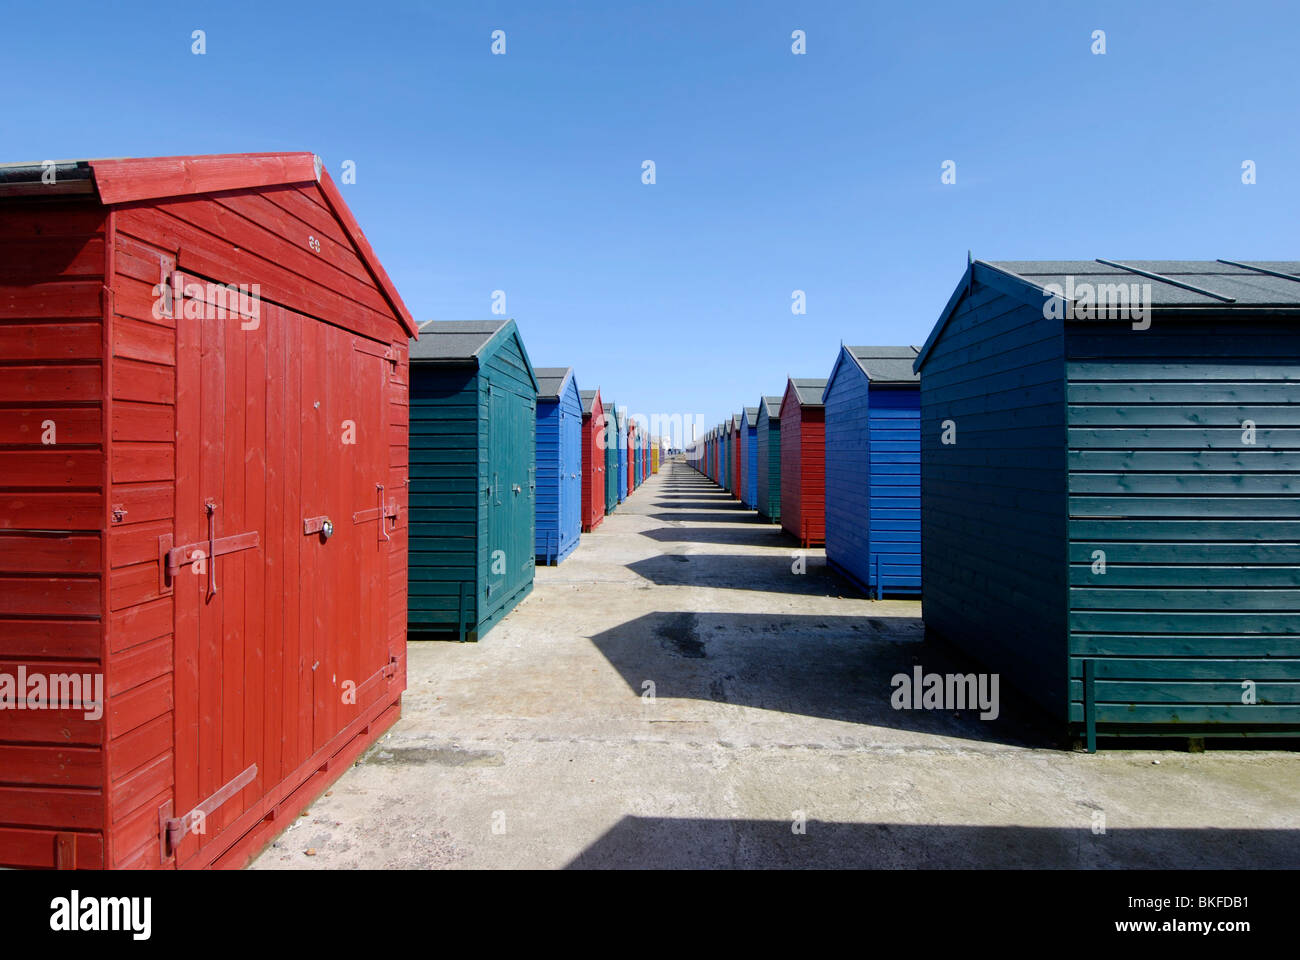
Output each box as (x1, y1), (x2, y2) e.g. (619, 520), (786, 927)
(653, 497), (743, 506)
(565, 816), (1300, 869)
(648, 511), (763, 523)
(586, 610), (1052, 746)
(628, 552), (850, 595)
(638, 526), (791, 548)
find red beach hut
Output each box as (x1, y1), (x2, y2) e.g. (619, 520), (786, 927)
(579, 389), (606, 531)
(0, 152), (415, 870)
(779, 378), (828, 547)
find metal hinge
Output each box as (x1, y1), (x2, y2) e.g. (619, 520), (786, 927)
(159, 763), (258, 859)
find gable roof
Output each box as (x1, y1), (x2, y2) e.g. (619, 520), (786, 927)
(744, 406), (759, 428)
(409, 320), (508, 361)
(0, 152), (418, 337)
(409, 319), (540, 393)
(759, 395), (782, 420)
(916, 258), (1300, 372)
(824, 345), (919, 402)
(846, 345), (921, 383)
(535, 366), (575, 401)
(579, 388), (600, 415)
(778, 378), (828, 419)
(790, 378), (828, 406)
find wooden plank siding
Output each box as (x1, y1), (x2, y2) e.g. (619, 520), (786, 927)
(739, 412), (758, 510)
(2, 157), (411, 870)
(603, 399), (619, 513)
(779, 382), (827, 547)
(535, 373), (582, 564)
(580, 391), (606, 532)
(1065, 320), (1300, 729)
(477, 331), (536, 634)
(104, 224), (177, 869)
(407, 369), (480, 633)
(408, 323), (536, 642)
(0, 199), (109, 869)
(824, 355), (922, 597)
(918, 284), (1069, 720)
(615, 406), (628, 504)
(756, 400), (781, 522)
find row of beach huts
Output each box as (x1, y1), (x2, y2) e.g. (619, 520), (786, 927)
(408, 319), (661, 642)
(690, 258), (1300, 753)
(1, 152), (1297, 872)
(0, 152), (662, 870)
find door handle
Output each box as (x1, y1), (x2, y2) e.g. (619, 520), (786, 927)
(205, 500), (218, 598)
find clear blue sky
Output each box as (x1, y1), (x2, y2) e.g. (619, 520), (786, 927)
(4, 1), (1296, 440)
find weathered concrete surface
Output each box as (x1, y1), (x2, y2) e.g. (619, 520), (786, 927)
(252, 461), (1300, 869)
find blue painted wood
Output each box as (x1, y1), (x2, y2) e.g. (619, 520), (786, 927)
(534, 369), (582, 565)
(823, 346), (921, 597)
(615, 405), (627, 502)
(740, 408), (759, 509)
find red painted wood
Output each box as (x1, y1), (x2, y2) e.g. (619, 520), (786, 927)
(0, 408), (101, 444)
(0, 576), (100, 616)
(316, 167), (417, 337)
(0, 534), (100, 574)
(0, 827), (103, 870)
(0, 280), (102, 320)
(779, 380), (826, 546)
(0, 365), (101, 403)
(1, 155), (409, 871)
(0, 322), (102, 360)
(0, 236), (105, 281)
(0, 745), (102, 788)
(581, 390), (605, 532)
(89, 153), (319, 206)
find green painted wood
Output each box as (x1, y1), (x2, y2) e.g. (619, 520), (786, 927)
(918, 271), (1300, 740)
(1071, 611), (1300, 633)
(1071, 635), (1300, 657)
(1069, 703), (1300, 724)
(408, 321), (537, 640)
(1069, 473), (1300, 494)
(1069, 565), (1300, 587)
(1068, 658), (1300, 680)
(918, 283), (1069, 720)
(1069, 542), (1300, 564)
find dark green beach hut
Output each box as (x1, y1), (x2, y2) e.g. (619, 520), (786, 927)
(915, 259), (1300, 748)
(408, 320), (538, 641)
(604, 398), (619, 513)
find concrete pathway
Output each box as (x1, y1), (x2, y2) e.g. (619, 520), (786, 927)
(252, 460), (1300, 869)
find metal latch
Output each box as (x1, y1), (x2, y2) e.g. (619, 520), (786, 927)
(352, 483), (399, 542)
(157, 502), (259, 595)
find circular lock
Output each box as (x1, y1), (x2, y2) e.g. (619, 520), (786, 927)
(321, 519), (334, 540)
